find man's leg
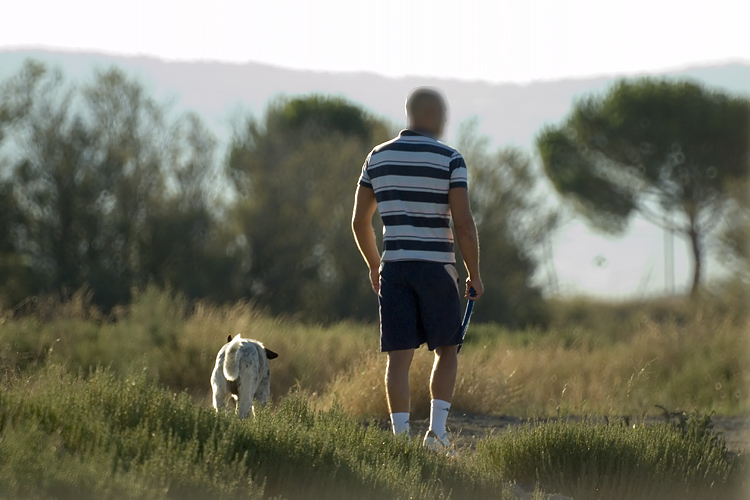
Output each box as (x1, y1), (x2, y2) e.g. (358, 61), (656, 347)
(386, 348), (414, 435)
(429, 345), (458, 438)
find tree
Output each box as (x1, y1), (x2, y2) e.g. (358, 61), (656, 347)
(537, 79), (749, 294)
(0, 60), (231, 308)
(0, 179), (32, 305)
(227, 95), (392, 321)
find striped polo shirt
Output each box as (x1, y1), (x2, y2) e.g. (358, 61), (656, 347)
(358, 129), (468, 263)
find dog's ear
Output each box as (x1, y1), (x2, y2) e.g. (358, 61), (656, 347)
(227, 335), (232, 343)
(264, 348), (279, 360)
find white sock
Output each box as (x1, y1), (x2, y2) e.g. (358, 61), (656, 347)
(429, 399), (451, 437)
(390, 412), (410, 436)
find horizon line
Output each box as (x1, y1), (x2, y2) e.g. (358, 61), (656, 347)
(2, 45), (750, 88)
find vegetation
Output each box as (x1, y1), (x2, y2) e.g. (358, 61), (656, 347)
(0, 61), (233, 308)
(0, 367), (504, 500)
(323, 287), (749, 418)
(476, 419), (745, 500)
(0, 59), (747, 500)
(537, 79), (750, 293)
(225, 93), (391, 321)
(1, 287), (745, 419)
(0, 366), (744, 500)
(0, 60), (552, 326)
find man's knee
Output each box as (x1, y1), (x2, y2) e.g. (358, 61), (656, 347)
(435, 345), (458, 358)
(386, 349), (414, 374)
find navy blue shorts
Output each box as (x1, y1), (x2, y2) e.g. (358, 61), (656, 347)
(378, 260), (462, 352)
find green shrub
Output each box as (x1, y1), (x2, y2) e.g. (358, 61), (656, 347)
(475, 418), (746, 500)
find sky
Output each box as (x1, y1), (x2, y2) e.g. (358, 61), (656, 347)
(3, 0), (750, 83)
(1, 0), (748, 298)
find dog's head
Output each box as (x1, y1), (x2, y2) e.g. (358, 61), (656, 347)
(225, 335), (279, 360)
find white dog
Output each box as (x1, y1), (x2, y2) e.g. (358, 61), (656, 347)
(211, 334), (278, 418)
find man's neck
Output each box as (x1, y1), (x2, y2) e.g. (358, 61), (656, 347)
(407, 127), (437, 139)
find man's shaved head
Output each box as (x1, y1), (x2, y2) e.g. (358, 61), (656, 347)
(405, 87), (446, 117)
(405, 87), (448, 138)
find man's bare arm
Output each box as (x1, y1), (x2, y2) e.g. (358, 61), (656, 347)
(351, 184), (381, 293)
(449, 187), (484, 299)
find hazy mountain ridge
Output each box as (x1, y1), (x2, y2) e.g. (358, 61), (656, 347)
(1, 49), (748, 149)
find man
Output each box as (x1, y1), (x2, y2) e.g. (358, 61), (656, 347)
(351, 87), (483, 451)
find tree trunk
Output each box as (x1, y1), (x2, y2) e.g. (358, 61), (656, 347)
(688, 224), (702, 296)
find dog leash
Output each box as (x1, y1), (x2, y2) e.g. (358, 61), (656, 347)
(457, 287), (476, 354)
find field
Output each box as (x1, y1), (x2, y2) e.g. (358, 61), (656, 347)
(0, 286), (747, 499)
(2, 286), (747, 418)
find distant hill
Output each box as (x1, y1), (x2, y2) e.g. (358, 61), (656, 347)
(1, 50), (748, 150)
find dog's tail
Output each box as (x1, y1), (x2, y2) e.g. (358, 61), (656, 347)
(223, 334), (243, 381)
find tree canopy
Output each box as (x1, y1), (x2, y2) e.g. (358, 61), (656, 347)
(0, 61), (234, 308)
(537, 79), (749, 294)
(226, 95), (392, 321)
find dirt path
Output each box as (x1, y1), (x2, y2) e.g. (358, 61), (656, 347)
(407, 413), (749, 453)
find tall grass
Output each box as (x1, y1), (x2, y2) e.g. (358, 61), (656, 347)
(0, 287), (746, 500)
(0, 286), (746, 418)
(475, 419), (745, 500)
(325, 293), (748, 418)
(0, 367), (743, 500)
(0, 287), (374, 406)
(0, 366), (506, 500)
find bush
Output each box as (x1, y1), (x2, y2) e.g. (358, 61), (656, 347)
(475, 419), (746, 500)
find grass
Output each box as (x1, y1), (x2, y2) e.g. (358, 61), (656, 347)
(0, 366), (506, 500)
(0, 286), (747, 419)
(0, 366), (744, 500)
(0, 287), (746, 499)
(476, 419), (745, 500)
(328, 306), (748, 418)
(0, 287), (374, 406)
(323, 291), (749, 418)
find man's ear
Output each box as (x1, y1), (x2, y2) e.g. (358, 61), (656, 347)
(264, 348), (279, 360)
(227, 335), (232, 343)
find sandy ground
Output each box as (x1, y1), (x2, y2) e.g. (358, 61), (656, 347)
(404, 413), (749, 453)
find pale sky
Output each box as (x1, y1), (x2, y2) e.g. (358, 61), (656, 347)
(3, 0), (749, 83)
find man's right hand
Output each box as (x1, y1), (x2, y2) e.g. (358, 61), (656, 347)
(466, 276), (484, 300)
(370, 267), (380, 294)
(449, 187), (483, 302)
